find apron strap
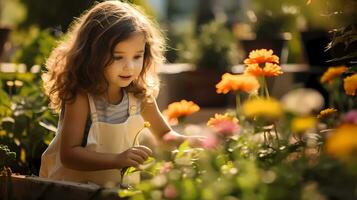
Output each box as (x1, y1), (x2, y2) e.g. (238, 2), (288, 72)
(127, 92), (139, 116)
(87, 94), (98, 122)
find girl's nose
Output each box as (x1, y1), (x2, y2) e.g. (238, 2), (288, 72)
(124, 60), (135, 70)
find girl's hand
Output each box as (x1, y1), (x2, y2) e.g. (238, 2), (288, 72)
(186, 135), (206, 148)
(116, 145), (152, 169)
(162, 131), (206, 148)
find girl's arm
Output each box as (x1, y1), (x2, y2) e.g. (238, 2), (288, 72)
(60, 93), (151, 171)
(141, 98), (187, 146)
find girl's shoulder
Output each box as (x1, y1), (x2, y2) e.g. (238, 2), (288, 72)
(63, 92), (90, 115)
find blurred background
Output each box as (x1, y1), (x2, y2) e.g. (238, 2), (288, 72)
(1, 0), (356, 108)
(0, 0), (356, 175)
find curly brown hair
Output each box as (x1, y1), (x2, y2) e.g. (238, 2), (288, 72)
(42, 1), (165, 111)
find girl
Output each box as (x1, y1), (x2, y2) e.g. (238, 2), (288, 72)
(40, 1), (195, 187)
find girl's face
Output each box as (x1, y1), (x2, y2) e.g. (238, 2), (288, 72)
(104, 34), (146, 89)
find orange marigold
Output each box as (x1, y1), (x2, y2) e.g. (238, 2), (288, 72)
(207, 113), (239, 127)
(243, 49), (279, 65)
(216, 73), (260, 94)
(317, 108), (337, 119)
(163, 100), (200, 121)
(244, 63), (283, 77)
(343, 73), (357, 96)
(320, 66), (348, 84)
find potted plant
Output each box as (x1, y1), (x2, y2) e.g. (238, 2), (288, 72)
(172, 21), (239, 107)
(0, 0), (11, 62)
(241, 0), (299, 64)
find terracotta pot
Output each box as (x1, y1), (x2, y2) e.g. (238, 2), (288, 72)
(166, 70), (230, 108)
(240, 36), (290, 64)
(0, 27), (11, 61)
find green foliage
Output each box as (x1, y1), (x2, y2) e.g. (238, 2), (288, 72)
(0, 72), (57, 174)
(18, 0), (94, 30)
(249, 0), (300, 38)
(12, 29), (57, 71)
(177, 21), (239, 71)
(0, 144), (16, 169)
(0, 0), (26, 26)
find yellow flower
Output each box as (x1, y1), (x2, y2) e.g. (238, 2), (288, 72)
(343, 73), (357, 96)
(320, 66), (348, 84)
(143, 121), (151, 128)
(207, 113), (239, 127)
(317, 108), (337, 119)
(20, 148), (26, 163)
(326, 124), (357, 159)
(244, 49), (279, 65)
(0, 130), (6, 137)
(216, 73), (260, 94)
(244, 63), (283, 77)
(242, 98), (283, 119)
(163, 100), (200, 121)
(291, 116), (316, 133)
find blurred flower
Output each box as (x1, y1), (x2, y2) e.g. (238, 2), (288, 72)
(201, 134), (220, 149)
(244, 63), (283, 77)
(160, 162), (173, 174)
(0, 130), (6, 137)
(207, 113), (238, 127)
(243, 49), (279, 65)
(343, 110), (357, 124)
(320, 66), (348, 84)
(163, 100), (200, 122)
(164, 184), (178, 199)
(281, 88), (324, 115)
(212, 120), (240, 137)
(291, 116), (317, 133)
(242, 98), (283, 119)
(326, 123), (357, 159)
(143, 121), (151, 128)
(216, 73), (260, 94)
(317, 108), (337, 119)
(343, 73), (357, 96)
(20, 148), (26, 163)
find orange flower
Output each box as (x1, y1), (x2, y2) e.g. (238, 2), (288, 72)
(343, 73), (357, 96)
(326, 123), (357, 159)
(320, 66), (348, 84)
(216, 73), (260, 94)
(243, 49), (279, 65)
(207, 113), (238, 127)
(244, 63), (283, 77)
(163, 100), (200, 121)
(317, 108), (337, 119)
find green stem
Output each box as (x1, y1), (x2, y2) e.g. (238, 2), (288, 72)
(263, 77), (270, 98)
(121, 125), (145, 187)
(235, 92), (241, 118)
(273, 123), (280, 147)
(132, 127), (145, 147)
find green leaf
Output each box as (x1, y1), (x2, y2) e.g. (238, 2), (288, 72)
(176, 140), (190, 158)
(118, 189), (142, 198)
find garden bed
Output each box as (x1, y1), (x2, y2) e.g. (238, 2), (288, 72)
(0, 175), (123, 200)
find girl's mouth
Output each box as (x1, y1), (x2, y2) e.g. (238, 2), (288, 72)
(119, 75), (132, 79)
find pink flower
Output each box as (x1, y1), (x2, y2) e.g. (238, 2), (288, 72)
(163, 133), (179, 141)
(164, 185), (178, 199)
(343, 110), (357, 124)
(213, 120), (240, 137)
(160, 162), (173, 174)
(201, 134), (220, 149)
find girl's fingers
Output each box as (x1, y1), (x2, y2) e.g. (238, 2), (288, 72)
(127, 159), (140, 168)
(131, 148), (149, 160)
(128, 152), (145, 164)
(133, 145), (152, 156)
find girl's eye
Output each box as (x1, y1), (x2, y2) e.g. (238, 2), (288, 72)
(113, 56), (123, 60)
(134, 55), (143, 60)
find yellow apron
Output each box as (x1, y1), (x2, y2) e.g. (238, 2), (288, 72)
(40, 93), (145, 187)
